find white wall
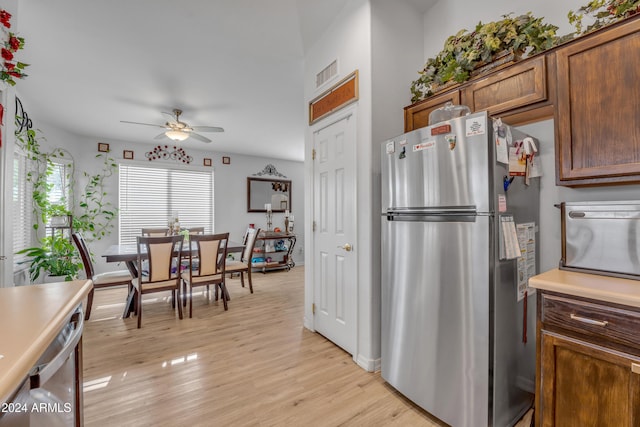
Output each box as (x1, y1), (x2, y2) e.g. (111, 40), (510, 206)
(15, 112), (304, 279)
(370, 0), (425, 368)
(303, 0), (376, 369)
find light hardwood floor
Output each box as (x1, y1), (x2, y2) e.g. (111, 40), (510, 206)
(82, 267), (532, 426)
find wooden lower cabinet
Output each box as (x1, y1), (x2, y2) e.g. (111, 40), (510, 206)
(536, 291), (640, 426)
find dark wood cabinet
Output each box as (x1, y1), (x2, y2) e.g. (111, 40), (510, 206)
(404, 53), (555, 132)
(536, 291), (640, 426)
(404, 16), (640, 186)
(462, 55), (551, 119)
(403, 89), (460, 132)
(554, 16), (640, 186)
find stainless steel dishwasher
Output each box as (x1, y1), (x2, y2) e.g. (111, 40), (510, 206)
(0, 304), (84, 427)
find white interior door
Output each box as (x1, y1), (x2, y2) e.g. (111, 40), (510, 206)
(312, 113), (357, 355)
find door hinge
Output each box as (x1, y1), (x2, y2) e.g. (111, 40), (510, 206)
(312, 221), (316, 232)
(312, 149), (316, 160)
(312, 303), (316, 315)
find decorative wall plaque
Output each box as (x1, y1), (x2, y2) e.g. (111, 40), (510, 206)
(309, 70), (359, 125)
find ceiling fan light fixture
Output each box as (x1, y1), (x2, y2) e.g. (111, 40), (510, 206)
(165, 129), (189, 141)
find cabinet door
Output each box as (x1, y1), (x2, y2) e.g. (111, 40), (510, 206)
(538, 330), (640, 427)
(555, 17), (640, 186)
(463, 55), (547, 116)
(403, 89), (460, 132)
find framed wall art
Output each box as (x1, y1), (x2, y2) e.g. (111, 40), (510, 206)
(203, 158), (212, 167)
(123, 150), (134, 160)
(222, 156), (230, 165)
(98, 142), (110, 152)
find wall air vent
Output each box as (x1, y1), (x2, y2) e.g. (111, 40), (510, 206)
(316, 60), (338, 89)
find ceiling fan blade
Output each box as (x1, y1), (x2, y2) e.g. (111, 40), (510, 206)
(161, 111), (178, 126)
(120, 120), (166, 129)
(189, 132), (212, 143)
(154, 132), (168, 140)
(191, 126), (224, 133)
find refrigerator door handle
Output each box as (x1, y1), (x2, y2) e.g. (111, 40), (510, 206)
(385, 206), (476, 216)
(385, 208), (478, 223)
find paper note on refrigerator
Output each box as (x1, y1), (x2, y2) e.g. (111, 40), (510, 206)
(499, 215), (521, 260)
(516, 222), (537, 301)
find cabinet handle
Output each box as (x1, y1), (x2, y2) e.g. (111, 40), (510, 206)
(570, 313), (608, 327)
(633, 363), (640, 375)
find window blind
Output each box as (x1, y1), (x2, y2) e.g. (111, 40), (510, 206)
(119, 163), (214, 244)
(13, 150), (33, 263)
(47, 160), (70, 208)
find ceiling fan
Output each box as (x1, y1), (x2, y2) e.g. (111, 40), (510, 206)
(120, 109), (224, 143)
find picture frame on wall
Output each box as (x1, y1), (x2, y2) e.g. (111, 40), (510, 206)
(203, 158), (212, 167)
(222, 156), (231, 165)
(123, 150), (134, 160)
(98, 142), (110, 152)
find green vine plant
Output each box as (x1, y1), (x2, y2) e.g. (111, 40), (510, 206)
(75, 154), (118, 241)
(568, 0), (640, 36)
(410, 13), (558, 103)
(14, 122), (74, 231)
(14, 114), (118, 281)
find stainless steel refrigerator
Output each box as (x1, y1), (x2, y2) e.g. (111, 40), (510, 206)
(380, 111), (539, 427)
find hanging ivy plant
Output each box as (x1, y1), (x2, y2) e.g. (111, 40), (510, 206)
(410, 12), (559, 103)
(75, 154), (118, 240)
(14, 108), (118, 282)
(568, 0), (640, 36)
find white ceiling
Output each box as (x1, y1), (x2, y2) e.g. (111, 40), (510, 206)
(15, 0), (434, 162)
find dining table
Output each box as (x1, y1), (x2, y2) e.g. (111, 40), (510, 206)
(102, 239), (245, 318)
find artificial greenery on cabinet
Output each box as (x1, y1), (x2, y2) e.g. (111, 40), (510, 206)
(410, 12), (558, 102)
(410, 1), (640, 103)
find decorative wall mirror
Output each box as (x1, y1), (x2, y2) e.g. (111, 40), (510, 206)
(247, 177), (292, 212)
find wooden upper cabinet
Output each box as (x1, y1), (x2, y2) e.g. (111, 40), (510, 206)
(404, 54), (553, 132)
(462, 55), (548, 116)
(555, 16), (640, 186)
(403, 89), (460, 132)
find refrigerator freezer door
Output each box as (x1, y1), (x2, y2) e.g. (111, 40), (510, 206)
(381, 112), (491, 213)
(381, 215), (490, 427)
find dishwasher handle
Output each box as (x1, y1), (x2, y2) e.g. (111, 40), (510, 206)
(30, 306), (84, 389)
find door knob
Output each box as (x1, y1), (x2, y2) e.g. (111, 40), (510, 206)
(338, 243), (352, 252)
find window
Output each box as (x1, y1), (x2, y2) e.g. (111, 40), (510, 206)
(12, 149), (33, 264)
(13, 152), (72, 269)
(46, 160), (70, 209)
(119, 163), (214, 244)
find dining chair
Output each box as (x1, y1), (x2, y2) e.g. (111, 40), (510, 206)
(186, 227), (205, 235)
(225, 227), (260, 293)
(72, 233), (133, 320)
(134, 235), (184, 328)
(181, 233), (229, 317)
(141, 227), (170, 237)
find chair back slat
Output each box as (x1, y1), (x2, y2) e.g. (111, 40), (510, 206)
(72, 232), (95, 279)
(189, 233), (229, 278)
(198, 240), (221, 276)
(187, 227), (205, 235)
(137, 235), (183, 283)
(141, 227), (170, 237)
(242, 228), (260, 263)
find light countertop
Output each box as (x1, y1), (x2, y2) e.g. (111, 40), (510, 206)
(529, 268), (640, 308)
(0, 280), (91, 404)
